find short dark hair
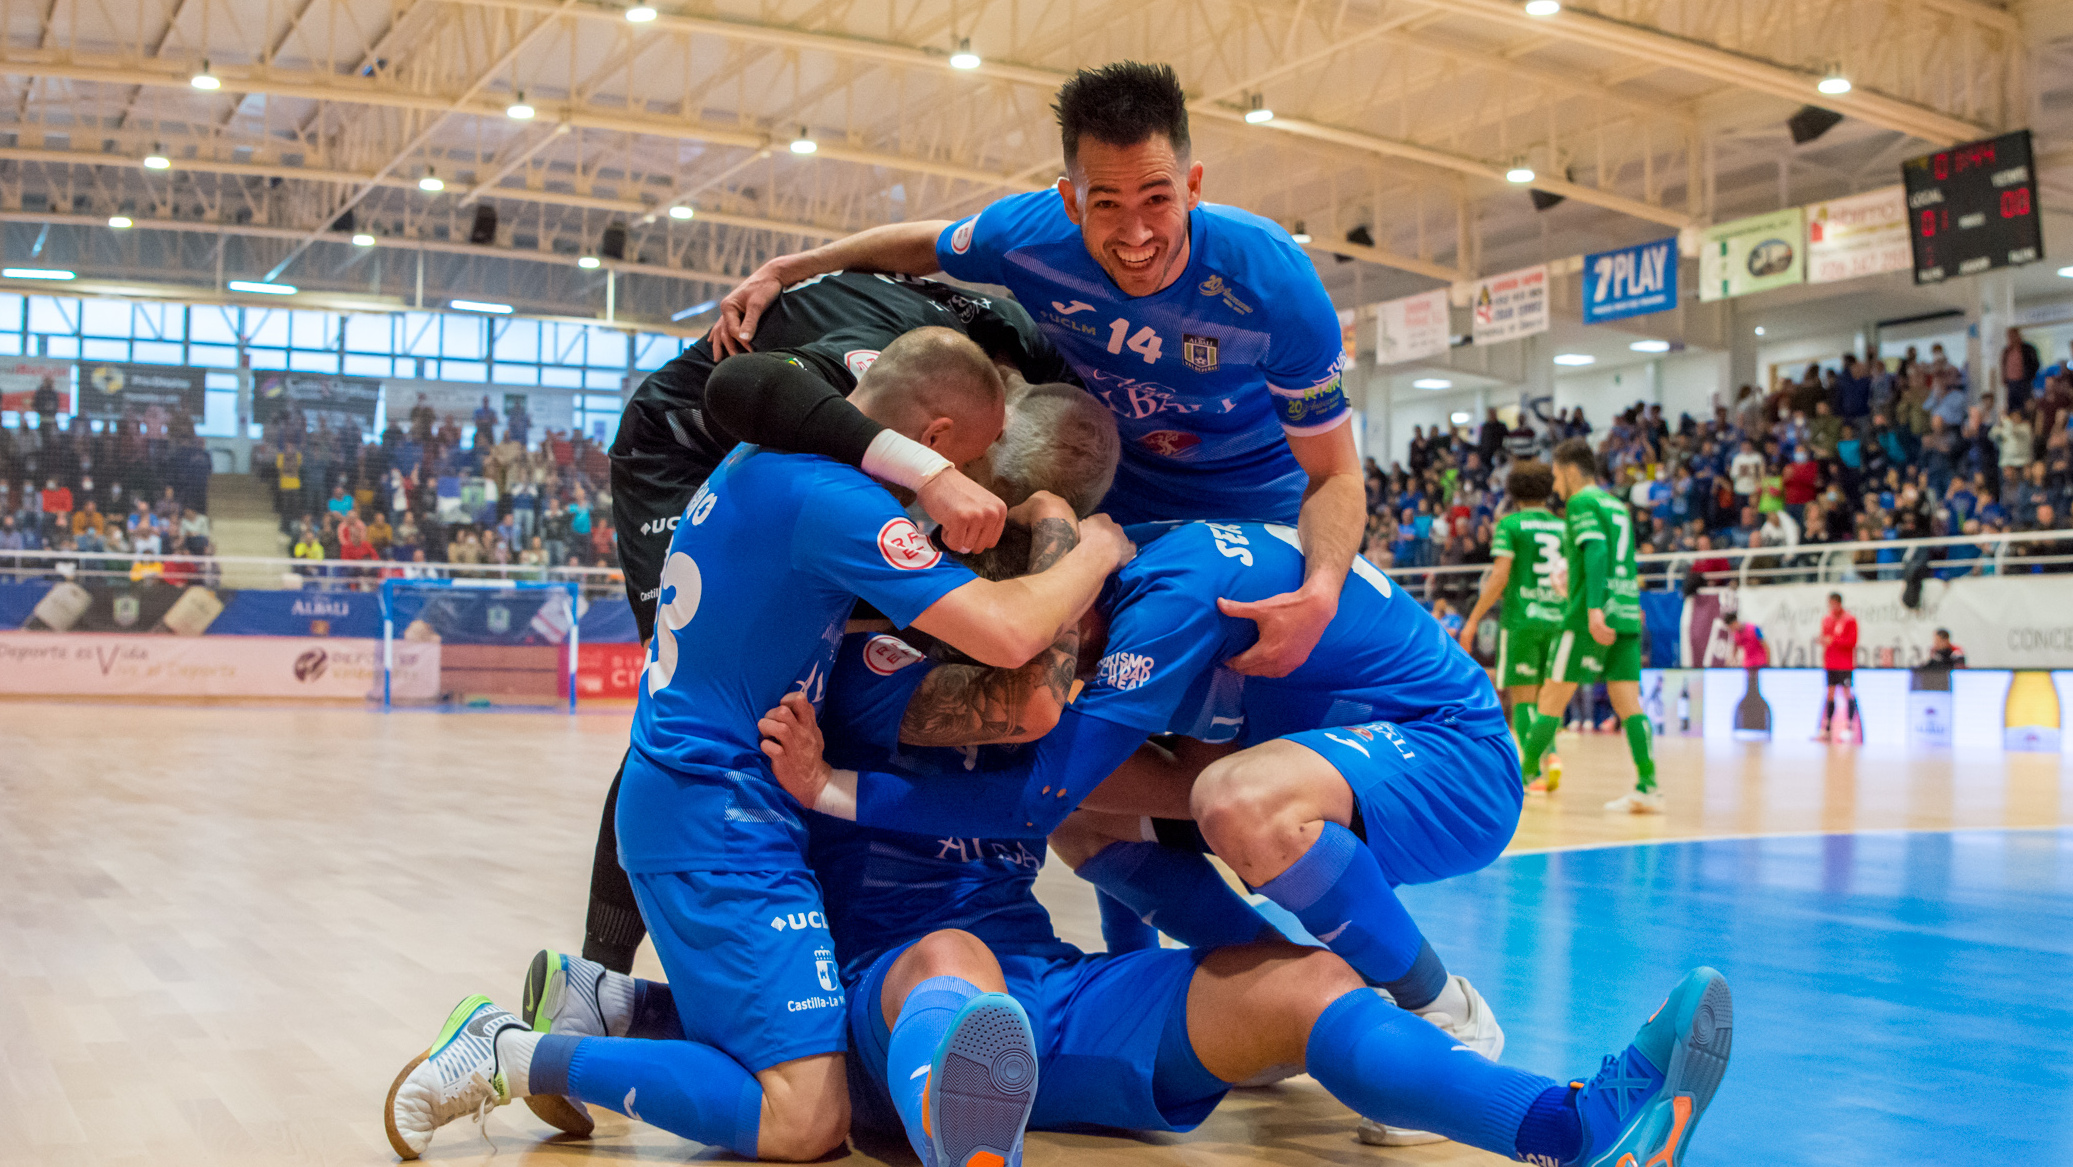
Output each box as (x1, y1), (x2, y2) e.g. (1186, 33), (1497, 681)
(1054, 62), (1190, 170)
(1551, 437), (1597, 478)
(1506, 459), (1554, 504)
(1827, 592), (1843, 603)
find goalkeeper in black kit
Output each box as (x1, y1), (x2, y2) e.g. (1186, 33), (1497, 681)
(585, 269), (1074, 973)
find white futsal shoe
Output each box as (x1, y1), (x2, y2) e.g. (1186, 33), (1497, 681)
(516, 948), (614, 1137)
(1605, 789), (1667, 814)
(384, 996), (527, 1160)
(1355, 976), (1506, 1147)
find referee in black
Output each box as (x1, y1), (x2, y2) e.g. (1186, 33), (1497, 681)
(585, 270), (1072, 972)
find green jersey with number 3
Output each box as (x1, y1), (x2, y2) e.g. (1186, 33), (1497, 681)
(1561, 483), (1642, 634)
(1490, 508), (1569, 631)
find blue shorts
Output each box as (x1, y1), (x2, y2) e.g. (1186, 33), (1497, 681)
(1281, 721), (1522, 887)
(629, 868), (848, 1072)
(846, 942), (1221, 1137)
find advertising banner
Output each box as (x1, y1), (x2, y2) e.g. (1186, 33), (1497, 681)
(1376, 289), (1451, 365)
(0, 631), (434, 699)
(1469, 265), (1548, 345)
(1698, 207), (1806, 301)
(1690, 666), (2072, 752)
(76, 362), (207, 418)
(0, 360), (73, 413)
(255, 372), (383, 431)
(1685, 577), (2073, 670)
(384, 379), (576, 436)
(577, 642), (649, 700)
(1806, 186), (1911, 285)
(1582, 237), (1678, 324)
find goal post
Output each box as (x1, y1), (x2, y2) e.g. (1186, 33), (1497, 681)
(379, 578), (581, 711)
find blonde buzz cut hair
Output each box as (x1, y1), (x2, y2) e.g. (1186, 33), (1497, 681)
(989, 382), (1120, 518)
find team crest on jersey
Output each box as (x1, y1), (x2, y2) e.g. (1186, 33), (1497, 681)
(1138, 430), (1202, 458)
(877, 517), (941, 571)
(950, 217), (976, 254)
(844, 349), (880, 377)
(862, 634), (925, 675)
(1182, 333), (1219, 372)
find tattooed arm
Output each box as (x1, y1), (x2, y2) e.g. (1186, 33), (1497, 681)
(899, 505), (1084, 747)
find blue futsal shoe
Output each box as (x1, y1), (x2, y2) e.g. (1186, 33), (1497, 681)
(920, 992), (1039, 1167)
(1570, 967), (1732, 1167)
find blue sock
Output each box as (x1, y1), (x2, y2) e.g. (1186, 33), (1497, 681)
(1095, 888), (1159, 953)
(1515, 1085), (1584, 1165)
(887, 975), (981, 1160)
(627, 979), (683, 1040)
(1305, 988), (1552, 1155)
(1255, 823), (1436, 1002)
(536, 1034), (761, 1158)
(1080, 842), (1281, 949)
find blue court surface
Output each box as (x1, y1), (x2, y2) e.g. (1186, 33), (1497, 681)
(1396, 828), (2073, 1165)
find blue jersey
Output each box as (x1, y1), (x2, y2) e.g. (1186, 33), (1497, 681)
(619, 445), (977, 873)
(938, 193), (1348, 524)
(1078, 521), (1507, 744)
(806, 632), (1075, 981)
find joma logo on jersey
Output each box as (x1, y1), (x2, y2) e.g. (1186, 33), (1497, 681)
(1182, 334), (1219, 372)
(1051, 300), (1094, 315)
(1096, 650), (1155, 691)
(769, 911), (828, 932)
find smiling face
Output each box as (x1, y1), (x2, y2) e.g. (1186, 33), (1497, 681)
(1057, 133), (1202, 298)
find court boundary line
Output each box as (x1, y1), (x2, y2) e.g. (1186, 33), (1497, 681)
(1506, 823), (2069, 858)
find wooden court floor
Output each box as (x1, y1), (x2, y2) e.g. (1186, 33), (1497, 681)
(2, 701), (2067, 1167)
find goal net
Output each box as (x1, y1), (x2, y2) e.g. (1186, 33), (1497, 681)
(379, 579), (580, 710)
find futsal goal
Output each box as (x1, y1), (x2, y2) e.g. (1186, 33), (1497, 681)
(379, 578), (581, 710)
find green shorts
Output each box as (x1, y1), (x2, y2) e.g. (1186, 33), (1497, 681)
(1495, 625), (1560, 688)
(1547, 624), (1643, 685)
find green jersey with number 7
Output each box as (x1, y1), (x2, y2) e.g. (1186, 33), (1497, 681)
(1560, 483), (1642, 634)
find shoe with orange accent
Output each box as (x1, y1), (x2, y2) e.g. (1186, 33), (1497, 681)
(1570, 967), (1732, 1167)
(923, 992), (1038, 1167)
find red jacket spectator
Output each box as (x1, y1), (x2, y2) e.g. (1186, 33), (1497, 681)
(1783, 458), (1820, 507)
(338, 520), (378, 562)
(41, 483), (72, 515)
(1821, 607), (1858, 671)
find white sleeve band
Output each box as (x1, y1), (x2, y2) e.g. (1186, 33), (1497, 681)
(861, 430), (953, 490)
(813, 769), (860, 821)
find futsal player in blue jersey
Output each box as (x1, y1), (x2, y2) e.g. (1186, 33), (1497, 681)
(751, 628), (1735, 1167)
(712, 62), (1364, 679)
(381, 329), (1134, 1163)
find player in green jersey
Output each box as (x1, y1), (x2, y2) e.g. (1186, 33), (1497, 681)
(1456, 460), (1568, 786)
(1519, 439), (1661, 814)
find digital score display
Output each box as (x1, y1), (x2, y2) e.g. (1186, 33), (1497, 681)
(1902, 129), (2043, 284)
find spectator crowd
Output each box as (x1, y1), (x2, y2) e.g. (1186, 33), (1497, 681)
(253, 392), (619, 576)
(1361, 329), (2073, 596)
(0, 401), (216, 558)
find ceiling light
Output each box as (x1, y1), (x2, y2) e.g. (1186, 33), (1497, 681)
(1817, 69), (1852, 96)
(2057, 265), (2073, 278)
(1290, 222), (1311, 244)
(228, 280), (296, 295)
(578, 255), (601, 269)
(418, 170), (444, 192)
(789, 128), (817, 154)
(143, 151), (171, 170)
(1505, 161), (1535, 184)
(1629, 339), (1671, 353)
(352, 232), (376, 247)
(506, 94), (535, 120)
(1553, 352), (1596, 366)
(190, 61), (221, 90)
(4, 268), (74, 280)
(949, 39), (981, 69)
(1754, 326), (1766, 335)
(108, 215), (133, 229)
(625, 4), (657, 21)
(1450, 411), (1473, 425)
(1524, 0), (1561, 14)
(1413, 378), (1454, 390)
(450, 299), (513, 314)
(667, 204), (694, 220)
(1245, 93), (1274, 124)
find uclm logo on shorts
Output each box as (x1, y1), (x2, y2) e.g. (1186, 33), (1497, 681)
(877, 518), (941, 570)
(1096, 650), (1154, 691)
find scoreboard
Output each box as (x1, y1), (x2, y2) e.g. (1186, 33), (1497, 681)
(1901, 129), (2043, 284)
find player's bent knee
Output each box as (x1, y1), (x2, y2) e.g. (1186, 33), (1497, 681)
(1193, 756), (1305, 858)
(899, 929), (999, 980)
(756, 1103), (849, 1162)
